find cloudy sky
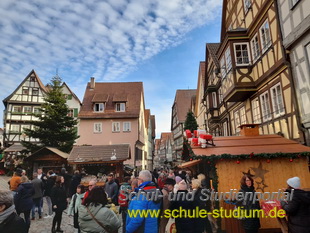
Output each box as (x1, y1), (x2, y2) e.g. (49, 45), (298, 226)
(0, 0), (222, 138)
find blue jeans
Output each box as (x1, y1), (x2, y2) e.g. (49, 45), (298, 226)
(32, 197), (42, 218)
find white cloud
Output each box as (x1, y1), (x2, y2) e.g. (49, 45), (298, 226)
(0, 0), (222, 131)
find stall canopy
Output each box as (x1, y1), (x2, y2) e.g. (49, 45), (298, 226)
(178, 159), (202, 169)
(4, 143), (26, 152)
(192, 134), (310, 156)
(24, 147), (69, 161)
(68, 144), (131, 164)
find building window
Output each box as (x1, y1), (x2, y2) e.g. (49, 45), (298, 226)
(234, 43), (250, 66)
(115, 103), (125, 112)
(11, 125), (20, 133)
(251, 34), (260, 62)
(33, 107), (41, 114)
(12, 106), (22, 113)
(112, 122), (120, 132)
(123, 122), (131, 132)
(234, 111), (241, 133)
(251, 98), (261, 123)
(225, 47), (232, 72)
(32, 88), (39, 96)
(94, 123), (102, 133)
(260, 20), (272, 53)
(240, 107), (246, 125)
(64, 94), (73, 100)
(271, 83), (285, 118)
(23, 106), (32, 113)
(68, 109), (74, 117)
(212, 92), (217, 108)
(93, 103), (104, 112)
(219, 88), (223, 104)
(234, 107), (246, 133)
(260, 91), (272, 122)
(220, 57), (226, 77)
(22, 87), (29, 95)
(223, 122), (228, 136)
(244, 0), (252, 13)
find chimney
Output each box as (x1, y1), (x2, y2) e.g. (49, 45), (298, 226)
(240, 124), (260, 136)
(90, 77), (95, 89)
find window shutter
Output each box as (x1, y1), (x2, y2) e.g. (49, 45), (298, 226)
(68, 94), (72, 100)
(74, 108), (78, 117)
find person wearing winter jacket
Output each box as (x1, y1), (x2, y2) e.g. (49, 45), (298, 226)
(0, 190), (27, 233)
(280, 176), (310, 233)
(51, 176), (67, 233)
(104, 173), (119, 205)
(237, 175), (261, 233)
(170, 180), (195, 233)
(68, 184), (85, 233)
(159, 178), (175, 233)
(43, 170), (56, 218)
(9, 169), (22, 194)
(79, 186), (121, 233)
(14, 175), (35, 232)
(31, 172), (44, 220)
(126, 170), (162, 233)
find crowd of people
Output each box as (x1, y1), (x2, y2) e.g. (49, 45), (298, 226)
(0, 167), (309, 233)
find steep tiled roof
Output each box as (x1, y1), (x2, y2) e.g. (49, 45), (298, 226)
(79, 82), (143, 119)
(174, 89), (196, 123)
(68, 144), (130, 163)
(206, 43), (220, 68)
(192, 135), (310, 156)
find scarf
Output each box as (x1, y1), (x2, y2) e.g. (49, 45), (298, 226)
(0, 205), (15, 224)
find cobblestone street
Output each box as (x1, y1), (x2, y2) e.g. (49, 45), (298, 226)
(1, 175), (122, 233)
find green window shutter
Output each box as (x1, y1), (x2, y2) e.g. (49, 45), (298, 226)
(68, 94), (72, 100)
(0, 154), (2, 160)
(74, 108), (78, 117)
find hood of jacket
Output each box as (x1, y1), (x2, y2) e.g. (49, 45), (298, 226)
(78, 203), (104, 221)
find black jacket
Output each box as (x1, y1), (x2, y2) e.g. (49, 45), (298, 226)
(281, 189), (310, 233)
(170, 190), (196, 233)
(0, 212), (27, 233)
(14, 182), (35, 213)
(44, 176), (56, 197)
(193, 188), (212, 233)
(51, 184), (67, 212)
(237, 186), (261, 230)
(69, 174), (81, 197)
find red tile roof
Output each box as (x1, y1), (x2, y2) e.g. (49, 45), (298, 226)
(174, 89), (196, 123)
(79, 82), (143, 119)
(192, 135), (310, 156)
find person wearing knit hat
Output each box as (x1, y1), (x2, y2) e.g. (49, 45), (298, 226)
(281, 177), (310, 233)
(175, 176), (182, 184)
(173, 176), (183, 193)
(286, 177), (301, 189)
(177, 180), (188, 191)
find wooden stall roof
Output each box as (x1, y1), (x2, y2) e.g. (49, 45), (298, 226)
(192, 134), (310, 156)
(4, 144), (26, 152)
(178, 159), (202, 168)
(68, 144), (131, 164)
(24, 147), (69, 160)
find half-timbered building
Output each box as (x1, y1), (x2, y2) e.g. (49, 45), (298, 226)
(203, 0), (302, 143)
(3, 70), (47, 148)
(277, 0), (310, 145)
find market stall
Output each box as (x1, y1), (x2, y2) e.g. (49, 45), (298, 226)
(67, 144), (131, 183)
(185, 126), (310, 233)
